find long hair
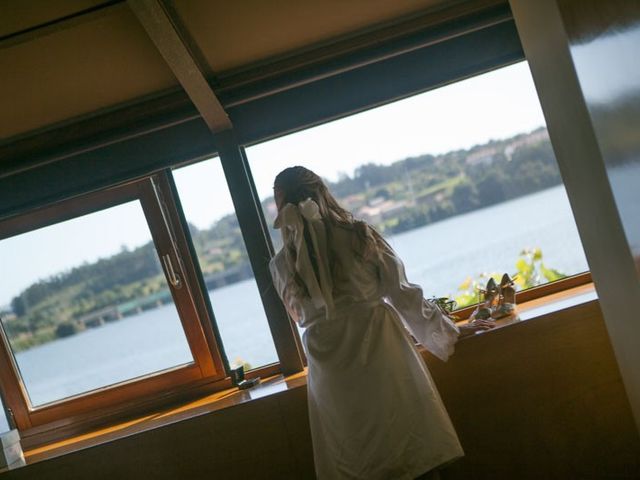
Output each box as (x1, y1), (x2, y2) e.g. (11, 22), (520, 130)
(274, 166), (386, 300)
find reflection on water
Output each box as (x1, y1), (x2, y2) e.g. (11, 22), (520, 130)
(3, 185), (587, 416)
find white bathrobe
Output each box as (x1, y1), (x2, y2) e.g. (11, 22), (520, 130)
(270, 201), (463, 480)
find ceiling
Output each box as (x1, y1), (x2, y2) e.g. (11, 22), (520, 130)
(1, 0), (479, 141)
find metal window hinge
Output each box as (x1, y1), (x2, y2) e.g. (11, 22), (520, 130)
(162, 254), (182, 289)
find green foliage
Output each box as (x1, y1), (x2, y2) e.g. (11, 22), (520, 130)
(453, 248), (566, 309)
(514, 247), (565, 290)
(11, 328), (57, 351)
(451, 180), (480, 213)
(55, 321), (80, 339)
(454, 273), (503, 309)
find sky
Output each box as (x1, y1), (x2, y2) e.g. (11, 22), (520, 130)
(1, 61), (547, 306)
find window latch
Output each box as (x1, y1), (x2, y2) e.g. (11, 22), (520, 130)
(162, 254), (182, 289)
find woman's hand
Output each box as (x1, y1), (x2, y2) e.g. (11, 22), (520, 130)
(458, 319), (496, 338)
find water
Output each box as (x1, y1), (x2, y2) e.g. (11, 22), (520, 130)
(8, 283), (278, 410)
(390, 185), (588, 296)
(0, 185), (588, 431)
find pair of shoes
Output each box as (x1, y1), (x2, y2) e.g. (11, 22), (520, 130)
(492, 273), (517, 319)
(471, 274), (518, 321)
(473, 278), (500, 320)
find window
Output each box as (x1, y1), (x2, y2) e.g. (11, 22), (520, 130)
(0, 3), (581, 453)
(246, 62), (589, 309)
(0, 178), (225, 431)
(172, 157), (279, 370)
(0, 396), (9, 433)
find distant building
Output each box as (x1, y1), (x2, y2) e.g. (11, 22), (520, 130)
(465, 146), (501, 166)
(339, 193), (366, 212)
(505, 129), (550, 160)
(357, 199), (408, 224)
(466, 129), (550, 164)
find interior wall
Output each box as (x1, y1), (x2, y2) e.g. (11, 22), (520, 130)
(428, 301), (640, 479)
(3, 301), (639, 479)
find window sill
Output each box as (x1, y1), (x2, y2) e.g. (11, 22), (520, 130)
(2, 370), (308, 472)
(3, 281), (597, 474)
(456, 281), (597, 338)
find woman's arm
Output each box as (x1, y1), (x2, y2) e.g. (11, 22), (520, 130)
(458, 319), (495, 338)
(377, 244), (459, 361)
(376, 239), (496, 358)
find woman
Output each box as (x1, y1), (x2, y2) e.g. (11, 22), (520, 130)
(269, 166), (494, 479)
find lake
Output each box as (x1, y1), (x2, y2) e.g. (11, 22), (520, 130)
(0, 185), (588, 430)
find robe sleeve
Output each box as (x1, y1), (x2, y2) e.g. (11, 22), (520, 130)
(269, 255), (302, 324)
(378, 244), (460, 361)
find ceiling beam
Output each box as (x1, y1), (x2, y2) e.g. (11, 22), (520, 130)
(127, 0), (232, 133)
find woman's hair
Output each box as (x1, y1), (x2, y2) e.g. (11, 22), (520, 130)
(274, 166), (387, 300)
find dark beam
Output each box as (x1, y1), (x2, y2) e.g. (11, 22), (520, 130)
(231, 20), (523, 146)
(217, 130), (305, 375)
(0, 118), (216, 221)
(127, 0), (231, 132)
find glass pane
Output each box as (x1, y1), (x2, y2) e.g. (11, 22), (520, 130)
(0, 201), (193, 407)
(172, 158), (278, 370)
(246, 61), (589, 309)
(0, 395), (9, 433)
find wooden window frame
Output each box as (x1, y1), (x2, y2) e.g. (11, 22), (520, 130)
(165, 157), (303, 373)
(0, 177), (228, 439)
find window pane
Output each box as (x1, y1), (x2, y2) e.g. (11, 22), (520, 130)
(246, 62), (589, 308)
(172, 158), (278, 370)
(0, 395), (8, 433)
(0, 201), (193, 407)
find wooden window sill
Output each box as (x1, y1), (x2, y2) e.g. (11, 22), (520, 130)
(1, 370), (309, 472)
(456, 281), (597, 337)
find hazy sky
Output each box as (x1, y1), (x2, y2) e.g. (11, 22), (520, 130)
(1, 61), (547, 306)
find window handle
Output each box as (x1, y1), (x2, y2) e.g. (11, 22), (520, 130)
(162, 254), (182, 289)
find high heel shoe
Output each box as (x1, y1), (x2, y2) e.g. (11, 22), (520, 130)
(492, 273), (517, 319)
(474, 277), (499, 320)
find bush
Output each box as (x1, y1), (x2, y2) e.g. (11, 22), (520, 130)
(55, 321), (79, 338)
